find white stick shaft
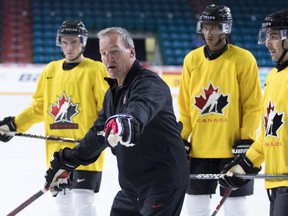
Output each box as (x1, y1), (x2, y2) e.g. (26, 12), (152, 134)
(190, 173), (288, 179)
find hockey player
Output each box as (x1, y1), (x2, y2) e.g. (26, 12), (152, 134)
(177, 4), (262, 216)
(43, 27), (190, 216)
(220, 9), (288, 216)
(0, 21), (108, 216)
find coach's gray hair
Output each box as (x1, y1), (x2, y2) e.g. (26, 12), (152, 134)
(97, 27), (135, 49)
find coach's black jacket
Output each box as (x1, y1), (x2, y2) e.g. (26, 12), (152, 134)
(69, 60), (189, 199)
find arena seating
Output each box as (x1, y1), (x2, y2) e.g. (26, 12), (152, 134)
(219, 0), (286, 67)
(1, 0), (33, 63)
(30, 0), (195, 65)
(1, 0), (287, 67)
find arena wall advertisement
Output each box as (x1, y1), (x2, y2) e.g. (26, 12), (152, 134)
(0, 64), (271, 94)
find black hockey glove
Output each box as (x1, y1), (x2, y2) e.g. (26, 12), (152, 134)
(0, 116), (16, 142)
(183, 139), (191, 156)
(104, 114), (139, 148)
(44, 148), (78, 197)
(219, 155), (261, 190)
(232, 139), (253, 156)
(177, 121), (192, 157)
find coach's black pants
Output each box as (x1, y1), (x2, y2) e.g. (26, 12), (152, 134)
(110, 187), (187, 216)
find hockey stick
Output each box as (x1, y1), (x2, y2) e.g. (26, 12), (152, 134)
(6, 189), (47, 216)
(190, 173), (288, 179)
(1, 131), (80, 143)
(211, 187), (233, 216)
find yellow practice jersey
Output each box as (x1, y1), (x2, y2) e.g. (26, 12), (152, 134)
(178, 44), (262, 158)
(246, 67), (288, 189)
(14, 58), (108, 171)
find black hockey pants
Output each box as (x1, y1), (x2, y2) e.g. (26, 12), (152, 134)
(268, 187), (288, 216)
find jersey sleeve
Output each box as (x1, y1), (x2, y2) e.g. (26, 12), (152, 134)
(94, 62), (109, 114)
(177, 54), (192, 140)
(238, 52), (262, 140)
(246, 127), (265, 168)
(14, 66), (48, 132)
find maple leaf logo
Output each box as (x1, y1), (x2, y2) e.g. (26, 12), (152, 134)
(48, 92), (79, 124)
(264, 101), (284, 137)
(194, 83), (229, 115)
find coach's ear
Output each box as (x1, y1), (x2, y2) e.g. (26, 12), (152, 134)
(130, 48), (135, 58)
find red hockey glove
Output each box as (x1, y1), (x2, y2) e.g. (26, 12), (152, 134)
(219, 155), (261, 190)
(0, 116), (16, 142)
(104, 114), (139, 148)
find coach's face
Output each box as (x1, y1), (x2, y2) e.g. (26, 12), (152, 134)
(99, 33), (135, 86)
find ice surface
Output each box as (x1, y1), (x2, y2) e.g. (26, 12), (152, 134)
(0, 94), (269, 216)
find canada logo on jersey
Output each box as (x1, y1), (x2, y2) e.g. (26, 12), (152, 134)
(194, 83), (229, 115)
(264, 101), (284, 137)
(48, 92), (79, 129)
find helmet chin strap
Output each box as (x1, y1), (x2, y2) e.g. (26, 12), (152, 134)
(201, 33), (227, 46)
(69, 51), (83, 62)
(276, 40), (288, 64)
(204, 36), (228, 60)
(61, 47), (86, 62)
(215, 34), (227, 46)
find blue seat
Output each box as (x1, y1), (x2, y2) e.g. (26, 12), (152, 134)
(33, 54), (46, 63)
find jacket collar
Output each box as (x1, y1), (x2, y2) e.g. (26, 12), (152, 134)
(104, 60), (141, 88)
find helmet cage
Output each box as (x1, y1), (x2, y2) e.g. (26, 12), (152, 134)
(196, 21), (232, 34)
(258, 10), (288, 45)
(196, 5), (232, 35)
(258, 29), (288, 45)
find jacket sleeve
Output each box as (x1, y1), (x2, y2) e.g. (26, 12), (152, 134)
(124, 73), (170, 133)
(70, 99), (108, 165)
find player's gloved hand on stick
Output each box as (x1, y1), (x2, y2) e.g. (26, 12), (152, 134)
(104, 114), (139, 148)
(49, 172), (72, 197)
(177, 121), (192, 157)
(44, 148), (78, 197)
(0, 116), (16, 142)
(183, 139), (192, 156)
(232, 139), (254, 156)
(219, 155), (261, 190)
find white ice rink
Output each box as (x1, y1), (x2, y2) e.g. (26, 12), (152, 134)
(0, 93), (269, 216)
